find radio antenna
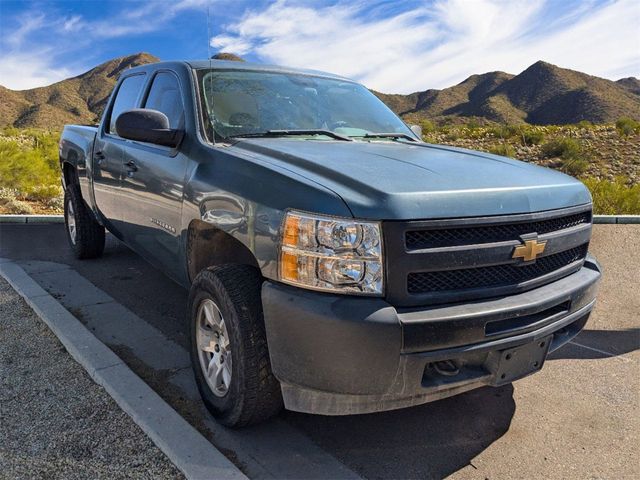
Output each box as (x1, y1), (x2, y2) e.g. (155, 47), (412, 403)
(206, 0), (215, 143)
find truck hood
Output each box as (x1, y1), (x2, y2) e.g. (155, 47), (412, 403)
(234, 138), (591, 220)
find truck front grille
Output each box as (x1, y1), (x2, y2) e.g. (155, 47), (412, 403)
(407, 244), (588, 293)
(405, 211), (591, 250)
(382, 205), (593, 307)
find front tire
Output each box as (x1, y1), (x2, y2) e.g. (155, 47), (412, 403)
(188, 265), (283, 427)
(64, 185), (105, 259)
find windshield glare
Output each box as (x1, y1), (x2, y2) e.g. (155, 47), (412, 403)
(199, 70), (413, 140)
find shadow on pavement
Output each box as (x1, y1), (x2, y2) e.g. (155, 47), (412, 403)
(284, 384), (515, 480)
(549, 328), (640, 360)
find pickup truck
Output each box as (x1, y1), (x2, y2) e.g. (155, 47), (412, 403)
(59, 59), (601, 427)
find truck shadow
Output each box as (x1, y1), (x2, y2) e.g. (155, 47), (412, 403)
(283, 384), (515, 479)
(548, 328), (640, 360)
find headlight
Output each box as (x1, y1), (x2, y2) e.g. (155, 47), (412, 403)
(279, 210), (383, 294)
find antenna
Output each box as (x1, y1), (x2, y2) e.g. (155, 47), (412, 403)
(206, 0), (215, 143)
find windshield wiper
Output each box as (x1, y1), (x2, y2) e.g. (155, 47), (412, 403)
(362, 132), (418, 142)
(231, 129), (353, 141)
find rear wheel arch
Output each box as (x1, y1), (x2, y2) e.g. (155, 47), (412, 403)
(186, 219), (260, 283)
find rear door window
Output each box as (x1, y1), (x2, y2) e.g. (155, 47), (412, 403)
(144, 72), (184, 129)
(108, 74), (146, 135)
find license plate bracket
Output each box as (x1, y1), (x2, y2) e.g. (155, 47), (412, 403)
(487, 335), (552, 386)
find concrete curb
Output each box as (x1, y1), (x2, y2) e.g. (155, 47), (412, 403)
(0, 214), (64, 223)
(0, 259), (247, 480)
(1, 214), (639, 224)
(592, 215), (640, 224)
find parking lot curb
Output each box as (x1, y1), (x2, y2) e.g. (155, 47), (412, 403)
(0, 214), (64, 223)
(592, 215), (640, 224)
(0, 259), (247, 480)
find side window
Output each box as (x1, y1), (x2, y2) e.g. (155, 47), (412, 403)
(108, 74), (146, 134)
(144, 72), (184, 129)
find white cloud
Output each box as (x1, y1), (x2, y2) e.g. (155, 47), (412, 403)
(0, 52), (73, 90)
(0, 0), (211, 90)
(212, 0), (640, 93)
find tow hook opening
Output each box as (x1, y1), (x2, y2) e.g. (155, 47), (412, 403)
(433, 359), (460, 377)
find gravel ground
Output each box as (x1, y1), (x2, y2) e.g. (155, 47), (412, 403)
(0, 278), (183, 480)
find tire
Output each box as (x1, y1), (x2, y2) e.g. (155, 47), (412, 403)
(188, 265), (283, 427)
(64, 185), (105, 259)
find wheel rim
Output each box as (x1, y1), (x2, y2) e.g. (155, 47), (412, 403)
(66, 198), (77, 245)
(196, 298), (232, 397)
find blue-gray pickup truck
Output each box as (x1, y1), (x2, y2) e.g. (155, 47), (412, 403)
(59, 59), (601, 427)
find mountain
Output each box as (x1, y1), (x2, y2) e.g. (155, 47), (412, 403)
(1, 55), (638, 129)
(376, 61), (640, 125)
(617, 77), (640, 96)
(0, 53), (159, 129)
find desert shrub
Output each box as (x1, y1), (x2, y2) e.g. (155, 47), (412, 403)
(487, 143), (516, 157)
(615, 117), (640, 137)
(487, 124), (519, 140)
(582, 177), (640, 214)
(541, 137), (582, 159)
(0, 198), (34, 214)
(25, 184), (63, 202)
(560, 157), (590, 176)
(519, 127), (545, 145)
(576, 120), (594, 129)
(0, 130), (60, 194)
(420, 119), (436, 134)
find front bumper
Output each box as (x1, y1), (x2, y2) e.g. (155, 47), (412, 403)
(262, 255), (601, 415)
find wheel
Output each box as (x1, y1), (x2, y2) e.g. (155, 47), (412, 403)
(188, 265), (283, 427)
(64, 185), (105, 259)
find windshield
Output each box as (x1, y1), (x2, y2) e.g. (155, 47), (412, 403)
(198, 69), (414, 141)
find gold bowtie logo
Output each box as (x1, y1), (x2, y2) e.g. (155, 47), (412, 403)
(512, 239), (547, 262)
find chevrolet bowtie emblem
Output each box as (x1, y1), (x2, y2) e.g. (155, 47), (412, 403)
(512, 239), (547, 262)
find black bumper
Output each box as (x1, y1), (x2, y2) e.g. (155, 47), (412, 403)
(262, 256), (601, 415)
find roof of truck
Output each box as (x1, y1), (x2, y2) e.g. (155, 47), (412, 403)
(179, 59), (351, 81)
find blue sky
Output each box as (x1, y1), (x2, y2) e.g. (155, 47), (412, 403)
(1, 0), (638, 93)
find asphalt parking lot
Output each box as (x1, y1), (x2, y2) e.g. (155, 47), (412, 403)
(0, 223), (638, 479)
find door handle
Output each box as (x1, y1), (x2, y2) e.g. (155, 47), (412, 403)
(125, 160), (138, 172)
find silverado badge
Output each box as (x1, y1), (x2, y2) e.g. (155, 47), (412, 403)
(512, 239), (547, 262)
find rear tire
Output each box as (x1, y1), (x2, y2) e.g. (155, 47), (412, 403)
(188, 265), (283, 427)
(64, 185), (105, 259)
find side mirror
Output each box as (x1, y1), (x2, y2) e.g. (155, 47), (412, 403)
(409, 124), (423, 139)
(115, 109), (184, 148)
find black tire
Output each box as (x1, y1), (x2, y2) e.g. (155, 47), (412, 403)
(188, 265), (283, 427)
(64, 185), (105, 259)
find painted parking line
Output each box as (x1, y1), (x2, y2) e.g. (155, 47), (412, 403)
(569, 340), (633, 363)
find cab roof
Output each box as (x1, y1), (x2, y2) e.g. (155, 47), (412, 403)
(126, 59), (352, 82)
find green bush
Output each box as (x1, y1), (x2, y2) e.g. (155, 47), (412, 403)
(541, 137), (582, 159)
(582, 177), (640, 214)
(561, 157), (590, 176)
(487, 143), (516, 158)
(24, 184), (63, 202)
(519, 128), (545, 146)
(420, 120), (436, 134)
(615, 117), (640, 137)
(487, 124), (519, 140)
(0, 130), (60, 194)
